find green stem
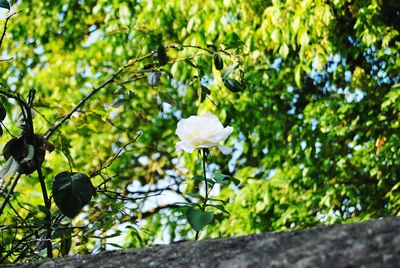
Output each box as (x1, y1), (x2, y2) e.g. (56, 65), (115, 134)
(202, 149), (208, 206)
(195, 149), (208, 241)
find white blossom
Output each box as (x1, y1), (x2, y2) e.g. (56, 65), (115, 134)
(176, 113), (233, 154)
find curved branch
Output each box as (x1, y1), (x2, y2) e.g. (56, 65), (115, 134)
(0, 12), (18, 50)
(44, 51), (157, 140)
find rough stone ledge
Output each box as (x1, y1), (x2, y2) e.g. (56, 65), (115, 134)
(7, 217), (400, 268)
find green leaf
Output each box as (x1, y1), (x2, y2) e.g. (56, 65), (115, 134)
(161, 69), (173, 80)
(0, 102), (6, 122)
(184, 59), (197, 68)
(107, 243), (124, 249)
(0, 0), (10, 10)
(186, 192), (204, 199)
(59, 228), (72, 257)
(213, 173), (226, 181)
(223, 78), (246, 93)
(52, 172), (95, 218)
(37, 205), (51, 218)
(213, 173), (230, 184)
(173, 202), (201, 209)
(186, 208), (214, 231)
(213, 53), (224, 70)
(192, 175), (205, 182)
(204, 197), (227, 205)
(205, 204), (230, 215)
(157, 46), (169, 66)
(231, 177), (241, 186)
(206, 44), (218, 51)
(221, 62), (239, 79)
(212, 173), (241, 186)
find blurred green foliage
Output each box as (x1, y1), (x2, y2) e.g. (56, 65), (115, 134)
(0, 0), (399, 263)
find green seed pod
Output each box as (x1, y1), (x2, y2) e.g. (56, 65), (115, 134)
(223, 78), (246, 93)
(214, 53), (224, 71)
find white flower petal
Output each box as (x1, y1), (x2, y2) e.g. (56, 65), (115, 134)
(21, 145), (35, 164)
(0, 157), (20, 179)
(218, 145), (232, 155)
(176, 141), (195, 153)
(175, 113), (234, 154)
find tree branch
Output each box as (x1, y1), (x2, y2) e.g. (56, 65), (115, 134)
(0, 173), (22, 216)
(0, 12), (17, 50)
(44, 51), (157, 140)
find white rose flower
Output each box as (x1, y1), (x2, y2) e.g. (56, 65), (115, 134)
(176, 113), (233, 154)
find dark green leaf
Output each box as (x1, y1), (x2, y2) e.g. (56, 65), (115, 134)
(37, 205), (51, 218)
(186, 208), (214, 232)
(192, 175), (205, 182)
(0, 0), (10, 10)
(213, 173), (226, 181)
(185, 59), (197, 68)
(213, 173), (230, 184)
(52, 172), (95, 218)
(204, 197), (227, 205)
(107, 243), (124, 249)
(206, 44), (218, 51)
(157, 46), (169, 66)
(213, 173), (240, 186)
(205, 204), (230, 215)
(60, 228), (72, 257)
(231, 177), (241, 186)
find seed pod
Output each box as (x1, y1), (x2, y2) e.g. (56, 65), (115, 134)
(3, 134), (54, 175)
(157, 46), (169, 66)
(223, 78), (246, 93)
(0, 102), (6, 122)
(148, 71), (161, 86)
(213, 53), (224, 71)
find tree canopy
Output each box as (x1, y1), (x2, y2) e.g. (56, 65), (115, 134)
(0, 0), (399, 263)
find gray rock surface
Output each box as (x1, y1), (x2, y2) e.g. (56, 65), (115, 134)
(9, 217), (400, 267)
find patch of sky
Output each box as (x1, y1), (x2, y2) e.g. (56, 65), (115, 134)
(311, 118), (318, 130)
(315, 141), (322, 154)
(345, 70), (352, 82)
(224, 11), (241, 24)
(270, 57), (282, 70)
(346, 88), (365, 103)
(228, 132), (245, 172)
(301, 141), (307, 150)
(170, 78), (188, 97)
(83, 29), (102, 47)
(200, 73), (215, 87)
(265, 169), (277, 180)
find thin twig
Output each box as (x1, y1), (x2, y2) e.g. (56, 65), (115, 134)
(0, 174), (22, 216)
(0, 57), (13, 62)
(90, 131), (142, 177)
(44, 52), (157, 140)
(0, 12), (18, 50)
